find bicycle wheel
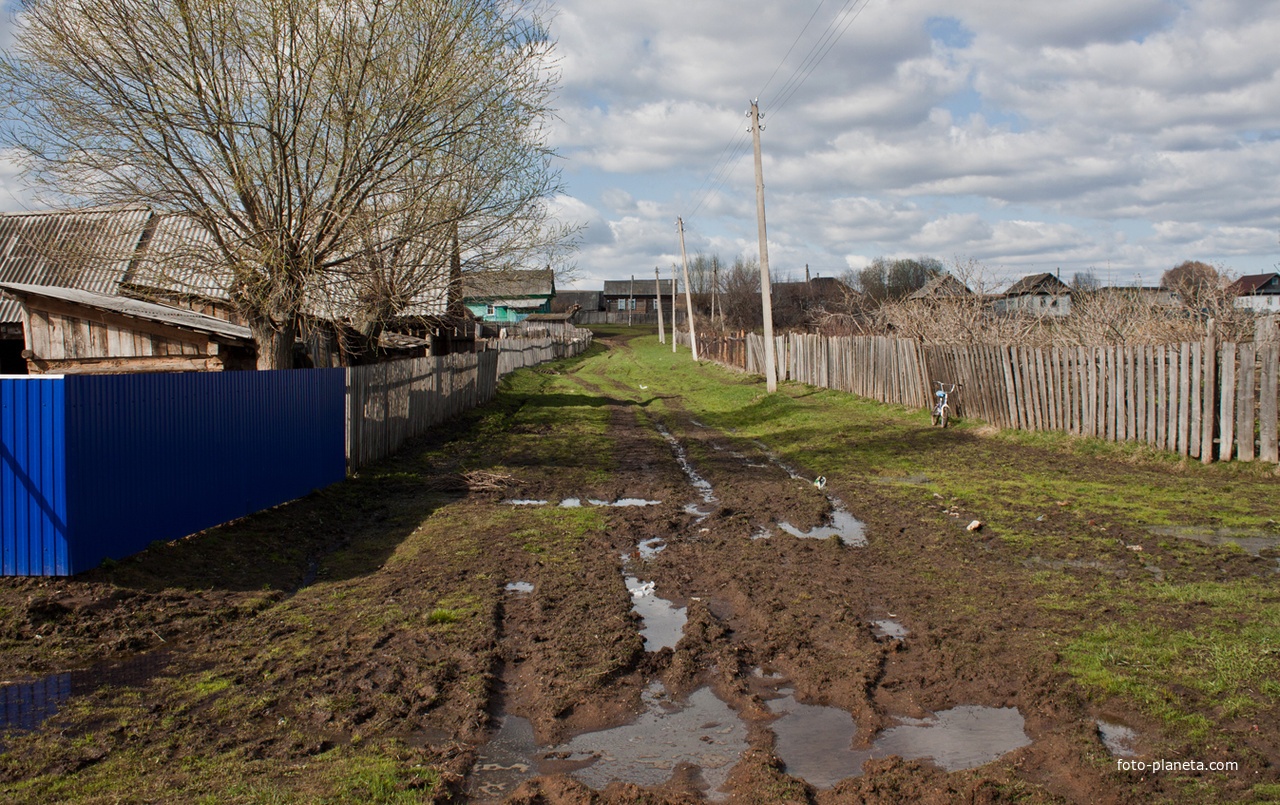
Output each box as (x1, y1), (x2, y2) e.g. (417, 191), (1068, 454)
(941, 406), (950, 428)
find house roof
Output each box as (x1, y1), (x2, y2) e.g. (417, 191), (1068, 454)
(1230, 273), (1280, 295)
(462, 268), (555, 300)
(0, 207), (158, 324)
(907, 274), (973, 300)
(0, 281), (255, 345)
(1005, 272), (1070, 296)
(602, 279), (674, 297)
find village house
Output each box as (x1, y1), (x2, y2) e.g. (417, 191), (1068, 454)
(462, 268), (556, 323)
(1229, 272), (1280, 312)
(993, 273), (1072, 316)
(601, 279), (675, 317)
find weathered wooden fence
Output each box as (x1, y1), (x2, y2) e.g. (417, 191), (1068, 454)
(493, 330), (593, 377)
(345, 352), (499, 471)
(683, 329), (1280, 464)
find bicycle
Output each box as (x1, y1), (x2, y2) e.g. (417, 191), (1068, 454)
(932, 381), (958, 428)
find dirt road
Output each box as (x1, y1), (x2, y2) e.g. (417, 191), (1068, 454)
(0, 327), (1276, 804)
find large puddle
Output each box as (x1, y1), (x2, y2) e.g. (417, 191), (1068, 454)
(768, 694), (1031, 788)
(0, 650), (172, 738)
(1096, 719), (1140, 758)
(1147, 526), (1280, 560)
(470, 683), (749, 802)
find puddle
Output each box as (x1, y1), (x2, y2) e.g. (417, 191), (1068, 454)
(1096, 720), (1140, 758)
(471, 684), (749, 801)
(636, 537), (666, 560)
(1147, 526), (1280, 557)
(872, 619), (908, 640)
(777, 509), (867, 547)
(588, 498), (663, 508)
(749, 440), (867, 547)
(0, 650), (172, 737)
(505, 581), (534, 594)
(626, 577), (687, 651)
(656, 423), (718, 517)
(507, 497), (661, 508)
(751, 526), (773, 540)
(559, 498), (582, 508)
(768, 696), (1031, 788)
(469, 713), (541, 801)
(502, 499), (548, 506)
(550, 682), (748, 800)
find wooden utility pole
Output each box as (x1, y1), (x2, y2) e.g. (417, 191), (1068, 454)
(655, 267), (666, 344)
(677, 218), (698, 361)
(671, 266), (678, 353)
(750, 100), (778, 392)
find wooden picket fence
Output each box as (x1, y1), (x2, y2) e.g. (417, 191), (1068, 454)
(683, 330), (1280, 464)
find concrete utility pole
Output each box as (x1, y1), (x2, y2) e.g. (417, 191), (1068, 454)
(750, 100), (777, 392)
(655, 267), (666, 344)
(628, 275), (635, 326)
(711, 258), (719, 326)
(677, 217), (698, 361)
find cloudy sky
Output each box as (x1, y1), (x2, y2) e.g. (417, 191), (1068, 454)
(545, 0), (1280, 289)
(2, 0), (1278, 290)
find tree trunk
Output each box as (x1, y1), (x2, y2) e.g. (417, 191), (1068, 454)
(252, 320), (297, 370)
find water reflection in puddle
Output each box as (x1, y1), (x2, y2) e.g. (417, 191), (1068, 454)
(748, 440), (867, 546)
(0, 650), (172, 737)
(778, 509), (867, 547)
(656, 423), (718, 518)
(626, 577), (687, 651)
(559, 498), (581, 508)
(1147, 526), (1280, 558)
(637, 537), (666, 560)
(589, 498), (663, 508)
(872, 619), (908, 640)
(1096, 720), (1140, 758)
(505, 581), (534, 594)
(502, 499), (548, 506)
(471, 684), (749, 802)
(768, 695), (1031, 788)
(552, 683), (747, 800)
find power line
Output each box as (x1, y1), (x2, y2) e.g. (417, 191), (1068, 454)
(766, 0), (875, 114)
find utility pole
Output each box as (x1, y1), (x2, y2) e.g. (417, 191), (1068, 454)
(750, 100), (778, 392)
(671, 265), (678, 353)
(677, 218), (698, 361)
(628, 275), (634, 326)
(655, 267), (666, 344)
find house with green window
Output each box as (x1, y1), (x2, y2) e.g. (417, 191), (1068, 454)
(462, 268), (555, 323)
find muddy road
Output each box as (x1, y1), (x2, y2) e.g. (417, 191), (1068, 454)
(0, 327), (1277, 804)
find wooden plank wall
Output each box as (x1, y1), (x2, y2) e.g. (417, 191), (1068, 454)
(493, 331), (593, 378)
(686, 329), (1280, 464)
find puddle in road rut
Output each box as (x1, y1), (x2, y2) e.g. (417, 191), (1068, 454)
(626, 577), (687, 651)
(872, 618), (909, 640)
(470, 682), (748, 802)
(748, 440), (868, 546)
(1096, 720), (1140, 758)
(655, 423), (718, 518)
(768, 694), (1031, 788)
(503, 498), (662, 508)
(1147, 525), (1280, 563)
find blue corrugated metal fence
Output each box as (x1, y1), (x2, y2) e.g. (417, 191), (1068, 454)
(2, 371), (346, 575)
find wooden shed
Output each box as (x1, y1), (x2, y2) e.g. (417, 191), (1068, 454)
(0, 282), (256, 373)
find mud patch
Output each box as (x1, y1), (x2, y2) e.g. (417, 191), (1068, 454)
(0, 650), (173, 736)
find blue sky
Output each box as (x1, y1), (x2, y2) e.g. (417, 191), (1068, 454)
(3, 0), (1280, 291)
(543, 0), (1280, 289)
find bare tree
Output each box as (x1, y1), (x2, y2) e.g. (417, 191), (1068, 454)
(2, 0), (569, 367)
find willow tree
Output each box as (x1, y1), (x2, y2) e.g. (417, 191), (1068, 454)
(1, 0), (567, 368)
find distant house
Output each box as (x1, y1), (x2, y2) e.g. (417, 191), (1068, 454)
(1093, 285), (1180, 307)
(906, 274), (974, 303)
(1230, 272), (1280, 312)
(771, 276), (859, 325)
(995, 273), (1072, 316)
(602, 279), (675, 316)
(462, 268), (555, 323)
(551, 290), (603, 313)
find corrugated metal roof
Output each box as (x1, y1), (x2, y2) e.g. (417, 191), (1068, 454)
(0, 282), (254, 344)
(463, 268), (555, 299)
(0, 208), (156, 323)
(602, 279), (673, 296)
